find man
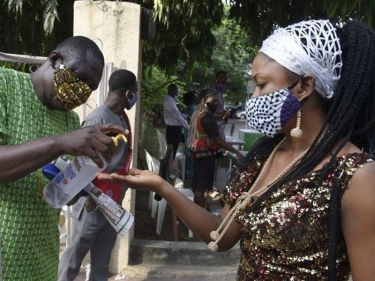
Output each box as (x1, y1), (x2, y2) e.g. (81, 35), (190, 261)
(211, 71), (229, 156)
(0, 36), (125, 281)
(58, 69), (137, 281)
(163, 83), (189, 159)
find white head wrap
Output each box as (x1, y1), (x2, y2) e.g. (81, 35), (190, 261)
(259, 20), (342, 99)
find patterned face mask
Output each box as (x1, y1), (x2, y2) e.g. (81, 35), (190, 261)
(53, 64), (93, 110)
(245, 80), (301, 137)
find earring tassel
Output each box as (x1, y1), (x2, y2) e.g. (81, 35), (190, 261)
(291, 110), (302, 138)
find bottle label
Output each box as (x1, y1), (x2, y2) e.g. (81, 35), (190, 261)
(44, 156), (104, 208)
(86, 183), (134, 234)
(101, 198), (123, 224)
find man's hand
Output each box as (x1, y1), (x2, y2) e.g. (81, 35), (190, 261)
(84, 196), (97, 212)
(56, 124), (128, 168)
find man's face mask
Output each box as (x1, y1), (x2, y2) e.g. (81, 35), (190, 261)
(53, 64), (93, 110)
(125, 90), (137, 110)
(245, 79), (301, 137)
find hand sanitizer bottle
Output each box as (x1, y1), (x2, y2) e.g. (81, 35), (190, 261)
(84, 183), (134, 236)
(43, 134), (127, 209)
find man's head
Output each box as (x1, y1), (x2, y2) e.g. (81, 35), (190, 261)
(215, 71), (227, 85)
(183, 91), (199, 106)
(108, 69), (138, 110)
(167, 83), (179, 98)
(33, 36), (105, 111)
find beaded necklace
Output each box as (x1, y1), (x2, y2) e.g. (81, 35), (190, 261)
(208, 137), (309, 251)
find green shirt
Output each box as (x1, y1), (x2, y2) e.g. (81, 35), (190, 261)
(0, 67), (80, 281)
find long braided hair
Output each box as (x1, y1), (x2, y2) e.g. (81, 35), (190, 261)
(230, 20), (375, 279)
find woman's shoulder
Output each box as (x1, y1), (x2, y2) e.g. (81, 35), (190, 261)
(329, 140), (374, 172)
(327, 151), (374, 185)
(337, 149), (375, 205)
(340, 152), (375, 231)
(341, 151), (375, 181)
(336, 151), (374, 166)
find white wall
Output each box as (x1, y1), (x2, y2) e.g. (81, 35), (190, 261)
(74, 0), (142, 273)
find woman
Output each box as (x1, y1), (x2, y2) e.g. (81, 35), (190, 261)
(182, 90), (199, 178)
(97, 20), (375, 280)
(187, 89), (244, 208)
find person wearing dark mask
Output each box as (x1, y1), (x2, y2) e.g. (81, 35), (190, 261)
(211, 70), (229, 158)
(187, 89), (244, 208)
(0, 36), (126, 281)
(182, 90), (199, 179)
(58, 69), (137, 281)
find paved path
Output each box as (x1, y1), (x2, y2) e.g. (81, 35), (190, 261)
(70, 123), (239, 281)
(75, 273), (236, 281)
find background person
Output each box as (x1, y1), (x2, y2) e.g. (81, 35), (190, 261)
(163, 83), (190, 159)
(182, 90), (199, 179)
(211, 70), (229, 158)
(58, 69), (137, 281)
(188, 89), (244, 208)
(97, 19), (375, 280)
(0, 36), (125, 281)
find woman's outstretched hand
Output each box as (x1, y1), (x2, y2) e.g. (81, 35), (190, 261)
(96, 168), (165, 192)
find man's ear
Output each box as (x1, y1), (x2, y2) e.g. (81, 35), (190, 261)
(48, 51), (62, 68)
(298, 74), (315, 101)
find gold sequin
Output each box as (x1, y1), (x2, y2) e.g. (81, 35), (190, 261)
(223, 153), (373, 280)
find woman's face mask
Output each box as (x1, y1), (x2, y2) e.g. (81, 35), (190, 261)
(53, 64), (93, 110)
(245, 80), (301, 137)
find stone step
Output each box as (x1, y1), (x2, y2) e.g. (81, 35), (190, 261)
(123, 264), (238, 280)
(129, 239), (240, 267)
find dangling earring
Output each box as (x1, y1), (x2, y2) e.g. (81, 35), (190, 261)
(290, 109), (302, 138)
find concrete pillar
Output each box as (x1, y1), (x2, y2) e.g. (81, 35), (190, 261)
(73, 0), (142, 274)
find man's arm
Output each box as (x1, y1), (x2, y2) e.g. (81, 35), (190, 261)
(0, 124), (125, 184)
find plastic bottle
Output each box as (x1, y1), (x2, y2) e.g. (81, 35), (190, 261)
(42, 153), (133, 236)
(84, 183), (134, 236)
(43, 134), (127, 209)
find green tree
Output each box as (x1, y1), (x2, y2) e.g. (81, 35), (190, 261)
(2, 0), (374, 72)
(2, 0), (374, 119)
(226, 0), (374, 45)
(1, 0), (74, 57)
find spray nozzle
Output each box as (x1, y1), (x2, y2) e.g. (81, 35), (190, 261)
(111, 133), (127, 146)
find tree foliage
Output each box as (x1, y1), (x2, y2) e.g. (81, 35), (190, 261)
(1, 0), (74, 57)
(1, 0), (374, 117)
(1, 0), (374, 72)
(226, 0), (374, 45)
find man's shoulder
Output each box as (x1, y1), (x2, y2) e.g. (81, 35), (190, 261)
(163, 95), (174, 107)
(88, 104), (112, 115)
(0, 67), (33, 101)
(210, 85), (219, 93)
(0, 67), (28, 82)
(82, 105), (110, 124)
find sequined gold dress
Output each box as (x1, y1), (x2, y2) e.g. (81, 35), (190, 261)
(223, 152), (373, 281)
